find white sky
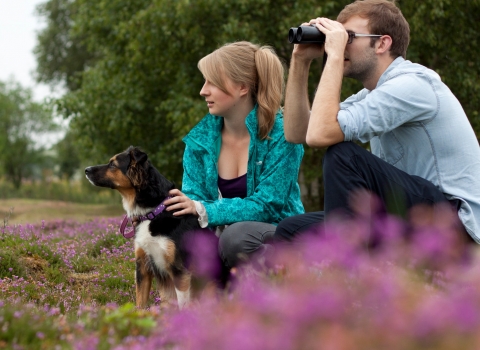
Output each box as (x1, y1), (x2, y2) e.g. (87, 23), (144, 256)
(0, 0), (54, 102)
(0, 0), (66, 146)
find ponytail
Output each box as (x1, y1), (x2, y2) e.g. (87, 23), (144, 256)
(254, 47), (285, 139)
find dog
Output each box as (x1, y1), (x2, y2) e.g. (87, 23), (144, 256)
(85, 146), (201, 308)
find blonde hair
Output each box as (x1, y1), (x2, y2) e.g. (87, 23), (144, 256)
(198, 41), (285, 140)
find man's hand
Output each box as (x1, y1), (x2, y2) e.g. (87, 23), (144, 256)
(310, 18), (348, 61)
(164, 189), (198, 217)
(291, 22), (325, 63)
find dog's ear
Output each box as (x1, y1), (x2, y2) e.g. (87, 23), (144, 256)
(126, 146), (148, 165)
(127, 146), (149, 188)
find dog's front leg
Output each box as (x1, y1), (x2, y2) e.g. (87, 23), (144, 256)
(135, 248), (153, 308)
(173, 271), (192, 309)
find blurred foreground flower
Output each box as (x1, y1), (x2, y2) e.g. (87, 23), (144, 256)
(135, 208), (480, 350)
(3, 210), (479, 349)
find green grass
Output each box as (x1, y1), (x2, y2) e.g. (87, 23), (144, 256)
(0, 178), (120, 204)
(0, 198), (124, 226)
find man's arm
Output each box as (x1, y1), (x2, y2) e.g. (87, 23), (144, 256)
(305, 18), (347, 148)
(284, 26), (326, 144)
(283, 55), (312, 144)
(306, 54), (345, 147)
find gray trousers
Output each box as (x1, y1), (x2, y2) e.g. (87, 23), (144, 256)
(218, 221), (276, 267)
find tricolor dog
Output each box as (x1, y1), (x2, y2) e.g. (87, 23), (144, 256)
(85, 146), (200, 308)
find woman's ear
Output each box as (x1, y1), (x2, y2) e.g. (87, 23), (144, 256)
(239, 83), (250, 97)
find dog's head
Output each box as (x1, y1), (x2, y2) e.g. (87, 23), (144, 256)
(85, 146), (174, 211)
(84, 146), (149, 189)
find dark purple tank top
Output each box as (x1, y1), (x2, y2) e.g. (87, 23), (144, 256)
(218, 173), (247, 199)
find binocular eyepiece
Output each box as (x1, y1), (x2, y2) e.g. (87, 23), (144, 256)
(288, 25), (326, 44)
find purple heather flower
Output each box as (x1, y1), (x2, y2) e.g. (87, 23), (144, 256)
(184, 230), (221, 279)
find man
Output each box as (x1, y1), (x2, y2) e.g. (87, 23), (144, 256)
(275, 0), (480, 244)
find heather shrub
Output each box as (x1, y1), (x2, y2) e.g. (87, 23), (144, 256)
(0, 300), (70, 349)
(141, 204), (480, 350)
(1, 205), (480, 349)
(88, 232), (127, 258)
(0, 250), (26, 279)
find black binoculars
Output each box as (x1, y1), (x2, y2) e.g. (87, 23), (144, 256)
(288, 25), (326, 44)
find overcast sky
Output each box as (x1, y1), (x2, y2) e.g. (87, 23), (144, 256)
(0, 0), (53, 102)
(0, 0), (67, 146)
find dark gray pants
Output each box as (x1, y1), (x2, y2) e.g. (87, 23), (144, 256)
(218, 221), (276, 267)
(275, 142), (454, 242)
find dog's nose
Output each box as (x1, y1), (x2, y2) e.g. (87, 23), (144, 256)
(85, 167), (91, 175)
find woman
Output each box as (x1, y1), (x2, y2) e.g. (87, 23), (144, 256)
(165, 41), (304, 268)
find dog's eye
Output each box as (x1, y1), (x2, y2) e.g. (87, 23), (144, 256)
(108, 162), (116, 169)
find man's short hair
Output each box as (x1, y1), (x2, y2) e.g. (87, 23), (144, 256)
(337, 0), (410, 59)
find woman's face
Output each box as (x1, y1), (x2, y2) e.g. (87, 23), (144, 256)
(199, 76), (246, 117)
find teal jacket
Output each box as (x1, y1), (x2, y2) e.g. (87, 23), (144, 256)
(181, 106), (305, 228)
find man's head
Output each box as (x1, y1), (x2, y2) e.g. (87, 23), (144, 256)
(337, 0), (410, 59)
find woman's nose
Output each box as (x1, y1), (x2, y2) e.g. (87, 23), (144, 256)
(200, 81), (210, 97)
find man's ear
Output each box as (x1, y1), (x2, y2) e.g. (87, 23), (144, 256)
(376, 35), (393, 55)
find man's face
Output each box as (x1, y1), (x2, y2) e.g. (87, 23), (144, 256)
(342, 15), (379, 84)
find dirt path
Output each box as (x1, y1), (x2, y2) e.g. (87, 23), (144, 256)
(0, 198), (124, 225)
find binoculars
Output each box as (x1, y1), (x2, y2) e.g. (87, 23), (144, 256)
(288, 25), (326, 44)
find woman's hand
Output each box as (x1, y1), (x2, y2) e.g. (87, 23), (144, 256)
(164, 189), (198, 217)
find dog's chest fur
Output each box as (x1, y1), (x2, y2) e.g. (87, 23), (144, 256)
(135, 221), (173, 271)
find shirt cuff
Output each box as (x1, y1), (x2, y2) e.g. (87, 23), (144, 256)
(193, 200), (208, 228)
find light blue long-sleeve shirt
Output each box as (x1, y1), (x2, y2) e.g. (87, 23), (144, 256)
(337, 57), (480, 242)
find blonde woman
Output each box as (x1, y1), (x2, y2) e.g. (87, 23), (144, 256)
(165, 41), (304, 268)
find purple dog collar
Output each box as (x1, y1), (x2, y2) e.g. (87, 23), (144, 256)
(119, 196), (172, 239)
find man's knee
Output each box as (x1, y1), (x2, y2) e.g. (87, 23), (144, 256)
(275, 216), (301, 242)
(274, 212), (325, 242)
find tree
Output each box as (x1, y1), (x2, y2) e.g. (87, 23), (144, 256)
(401, 0), (480, 137)
(53, 129), (81, 180)
(41, 0), (336, 185)
(34, 0), (480, 210)
(0, 81), (57, 189)
(34, 0), (96, 91)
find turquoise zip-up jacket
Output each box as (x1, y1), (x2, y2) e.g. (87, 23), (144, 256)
(181, 106), (305, 228)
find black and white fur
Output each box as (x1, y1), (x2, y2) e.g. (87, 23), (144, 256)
(85, 146), (200, 308)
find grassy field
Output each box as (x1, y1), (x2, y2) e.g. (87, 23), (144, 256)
(0, 198), (124, 226)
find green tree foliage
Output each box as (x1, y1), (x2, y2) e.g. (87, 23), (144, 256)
(0, 81), (57, 189)
(402, 0), (480, 136)
(53, 129), (81, 180)
(34, 0), (95, 91)
(45, 0), (339, 186)
(35, 0), (480, 210)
